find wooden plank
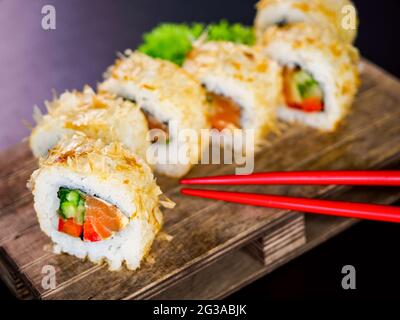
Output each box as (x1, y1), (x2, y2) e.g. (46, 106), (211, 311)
(4, 184), (400, 300)
(0, 142), (34, 180)
(0, 61), (399, 300)
(0, 199), (36, 245)
(0, 247), (34, 300)
(247, 214), (305, 265)
(152, 186), (400, 300)
(40, 94), (400, 298)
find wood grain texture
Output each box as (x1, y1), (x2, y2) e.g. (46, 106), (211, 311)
(0, 61), (400, 300)
(247, 214), (305, 265)
(153, 185), (400, 300)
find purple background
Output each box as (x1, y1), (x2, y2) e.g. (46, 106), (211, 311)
(0, 0), (257, 150)
(1, 0), (400, 300)
(1, 0), (399, 150)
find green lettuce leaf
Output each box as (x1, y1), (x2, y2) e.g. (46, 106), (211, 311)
(138, 21), (255, 65)
(138, 23), (204, 66)
(207, 20), (255, 45)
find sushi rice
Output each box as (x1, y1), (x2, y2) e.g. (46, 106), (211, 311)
(30, 86), (150, 161)
(260, 23), (360, 131)
(28, 134), (171, 271)
(99, 50), (210, 178)
(254, 0), (358, 44)
(183, 41), (282, 149)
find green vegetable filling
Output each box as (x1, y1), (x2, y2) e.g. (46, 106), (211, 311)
(293, 70), (323, 100)
(138, 20), (255, 66)
(57, 187), (86, 224)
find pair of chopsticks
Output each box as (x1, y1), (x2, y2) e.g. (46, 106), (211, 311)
(180, 171), (400, 223)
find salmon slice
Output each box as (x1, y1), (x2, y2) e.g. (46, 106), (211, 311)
(83, 217), (102, 242)
(83, 196), (129, 242)
(208, 93), (241, 131)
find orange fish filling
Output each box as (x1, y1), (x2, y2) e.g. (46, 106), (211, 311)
(207, 92), (242, 131)
(83, 196), (128, 241)
(57, 189), (128, 242)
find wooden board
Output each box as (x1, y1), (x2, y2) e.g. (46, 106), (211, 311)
(153, 185), (400, 299)
(4, 185), (400, 300)
(0, 60), (400, 300)
(247, 214), (305, 265)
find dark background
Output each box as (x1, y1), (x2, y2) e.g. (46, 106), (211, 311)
(1, 0), (400, 300)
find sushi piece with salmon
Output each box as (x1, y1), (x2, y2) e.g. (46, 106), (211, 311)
(183, 41), (282, 149)
(28, 134), (172, 270)
(259, 23), (360, 131)
(29, 86), (150, 161)
(99, 50), (210, 178)
(254, 0), (358, 44)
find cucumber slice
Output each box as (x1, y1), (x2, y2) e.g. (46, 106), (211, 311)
(58, 209), (67, 220)
(303, 83), (323, 100)
(74, 206), (85, 224)
(293, 70), (313, 84)
(66, 190), (80, 205)
(74, 199), (86, 225)
(60, 201), (77, 219)
(292, 69), (318, 98)
(57, 187), (69, 202)
(57, 187), (86, 221)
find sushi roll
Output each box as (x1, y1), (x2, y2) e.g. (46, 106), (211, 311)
(183, 41), (282, 149)
(254, 0), (358, 44)
(260, 23), (360, 131)
(99, 51), (210, 178)
(28, 134), (171, 270)
(30, 86), (150, 161)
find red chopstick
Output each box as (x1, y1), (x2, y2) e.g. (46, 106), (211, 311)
(180, 171), (400, 186)
(181, 188), (400, 223)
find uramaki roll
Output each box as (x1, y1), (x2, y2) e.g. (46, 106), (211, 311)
(28, 134), (172, 270)
(99, 51), (210, 178)
(254, 0), (358, 44)
(260, 23), (360, 131)
(30, 86), (149, 161)
(183, 41), (282, 148)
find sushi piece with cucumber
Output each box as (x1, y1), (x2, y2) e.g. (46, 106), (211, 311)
(29, 86), (150, 161)
(260, 23), (360, 131)
(254, 0), (358, 44)
(28, 134), (173, 270)
(56, 187), (129, 242)
(99, 50), (210, 178)
(183, 41), (282, 149)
